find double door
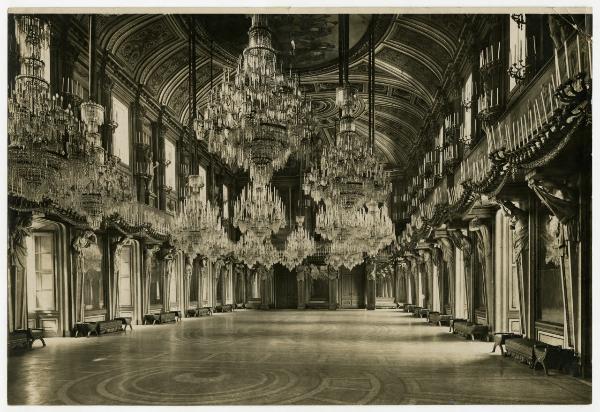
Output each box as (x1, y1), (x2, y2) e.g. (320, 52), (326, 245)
(340, 264), (365, 308)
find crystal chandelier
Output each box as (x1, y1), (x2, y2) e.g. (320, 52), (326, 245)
(195, 68), (245, 168)
(281, 216), (316, 270)
(233, 182), (286, 240)
(316, 199), (394, 259)
(7, 15), (77, 203)
(315, 202), (363, 241)
(197, 14), (309, 185)
(302, 16), (390, 209)
(55, 16), (132, 229)
(325, 238), (364, 271)
(235, 233), (280, 269)
(175, 175), (229, 261)
(357, 200), (396, 257)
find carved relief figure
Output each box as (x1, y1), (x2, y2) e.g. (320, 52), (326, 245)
(72, 231), (97, 324)
(8, 212), (32, 331)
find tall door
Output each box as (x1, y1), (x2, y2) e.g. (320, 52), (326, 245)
(340, 264), (365, 308)
(274, 264), (297, 309)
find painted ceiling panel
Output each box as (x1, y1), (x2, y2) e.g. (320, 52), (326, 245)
(96, 13), (461, 169)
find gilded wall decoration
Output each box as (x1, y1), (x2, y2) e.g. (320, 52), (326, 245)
(116, 18), (178, 69)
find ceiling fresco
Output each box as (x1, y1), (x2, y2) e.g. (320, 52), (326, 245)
(93, 13), (462, 170)
(197, 14), (371, 70)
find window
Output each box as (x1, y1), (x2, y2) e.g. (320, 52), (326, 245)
(112, 97), (130, 165)
(509, 15), (527, 91)
(222, 184), (229, 219)
(165, 139), (176, 190)
(30, 234), (55, 311)
(118, 245), (132, 307)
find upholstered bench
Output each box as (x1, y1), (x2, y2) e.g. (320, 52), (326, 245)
(114, 317), (133, 331)
(405, 304), (416, 313)
(8, 330), (30, 350)
(449, 318), (467, 333)
(144, 314), (160, 325)
(492, 332), (522, 356)
(428, 311), (440, 324)
(169, 311), (182, 322)
(505, 337), (541, 366)
(215, 304), (233, 313)
(533, 345), (576, 375)
(428, 311), (451, 325)
(198, 307), (213, 316)
(27, 328), (46, 348)
(453, 321), (490, 341)
(74, 322), (98, 337)
(160, 312), (177, 323)
(417, 308), (430, 318)
(412, 306), (423, 317)
(96, 320), (123, 335)
(438, 314), (453, 326)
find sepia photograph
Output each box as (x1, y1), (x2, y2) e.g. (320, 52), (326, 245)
(2, 2), (595, 407)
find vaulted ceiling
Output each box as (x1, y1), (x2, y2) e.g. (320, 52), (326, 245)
(91, 13), (465, 173)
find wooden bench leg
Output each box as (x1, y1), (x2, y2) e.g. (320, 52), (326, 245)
(499, 345), (505, 356)
(541, 360), (549, 375)
(492, 343), (498, 353)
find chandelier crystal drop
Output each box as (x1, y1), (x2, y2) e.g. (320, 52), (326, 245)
(54, 16), (132, 229)
(195, 69), (245, 167)
(302, 87), (391, 209)
(316, 200), (395, 259)
(325, 238), (364, 270)
(197, 14), (310, 184)
(175, 175), (230, 261)
(281, 216), (316, 270)
(7, 15), (77, 203)
(235, 233), (281, 269)
(233, 182), (286, 240)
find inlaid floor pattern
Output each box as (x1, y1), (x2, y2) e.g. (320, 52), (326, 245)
(7, 310), (591, 405)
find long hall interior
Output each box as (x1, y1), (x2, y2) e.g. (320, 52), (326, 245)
(5, 9), (593, 405)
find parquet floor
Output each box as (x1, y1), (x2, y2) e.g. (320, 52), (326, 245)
(7, 309), (592, 405)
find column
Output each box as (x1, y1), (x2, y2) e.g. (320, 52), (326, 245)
(366, 259), (376, 310)
(259, 266), (271, 310)
(419, 248), (433, 310)
(328, 266), (339, 310)
(296, 265), (307, 309)
(449, 229), (473, 321)
(435, 231), (456, 315)
(183, 254), (194, 316)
